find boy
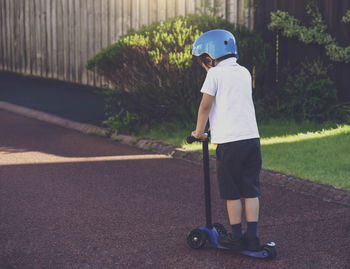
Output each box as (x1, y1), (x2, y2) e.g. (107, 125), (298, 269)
(191, 29), (262, 251)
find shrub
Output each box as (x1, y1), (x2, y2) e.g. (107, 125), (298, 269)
(87, 14), (273, 134)
(278, 58), (338, 122)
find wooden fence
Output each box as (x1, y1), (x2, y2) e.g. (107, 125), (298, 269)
(0, 0), (254, 88)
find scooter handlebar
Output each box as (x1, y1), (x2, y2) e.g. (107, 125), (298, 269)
(186, 136), (197, 144)
(186, 133), (209, 144)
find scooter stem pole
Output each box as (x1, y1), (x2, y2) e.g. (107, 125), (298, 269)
(202, 140), (212, 229)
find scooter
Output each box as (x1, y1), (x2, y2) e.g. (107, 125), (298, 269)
(186, 134), (277, 259)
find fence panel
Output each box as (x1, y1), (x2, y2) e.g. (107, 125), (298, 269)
(0, 0), (254, 87)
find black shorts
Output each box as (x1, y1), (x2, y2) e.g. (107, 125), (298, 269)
(216, 138), (261, 200)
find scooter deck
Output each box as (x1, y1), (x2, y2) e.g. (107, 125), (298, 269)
(198, 225), (276, 259)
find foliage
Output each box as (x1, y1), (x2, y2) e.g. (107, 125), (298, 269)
(342, 10), (350, 24)
(266, 1), (350, 124)
(268, 2), (350, 63)
(87, 14), (273, 134)
(101, 89), (140, 134)
(278, 59), (338, 122)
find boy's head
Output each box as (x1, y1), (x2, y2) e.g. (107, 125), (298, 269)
(192, 29), (238, 62)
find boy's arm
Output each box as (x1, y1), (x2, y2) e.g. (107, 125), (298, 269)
(192, 93), (214, 140)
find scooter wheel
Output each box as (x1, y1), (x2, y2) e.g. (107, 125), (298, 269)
(187, 229), (207, 249)
(262, 244), (277, 259)
(213, 223), (227, 236)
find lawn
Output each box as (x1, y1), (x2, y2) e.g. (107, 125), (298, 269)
(140, 120), (350, 190)
(260, 122), (350, 190)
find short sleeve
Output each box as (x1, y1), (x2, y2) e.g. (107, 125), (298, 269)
(200, 69), (217, 96)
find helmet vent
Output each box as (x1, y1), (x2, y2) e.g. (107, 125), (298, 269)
(224, 41), (228, 45)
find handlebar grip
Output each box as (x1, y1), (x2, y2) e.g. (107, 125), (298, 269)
(186, 136), (197, 144)
(186, 133), (209, 144)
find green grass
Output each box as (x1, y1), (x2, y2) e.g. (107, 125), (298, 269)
(140, 120), (350, 190)
(261, 123), (350, 190)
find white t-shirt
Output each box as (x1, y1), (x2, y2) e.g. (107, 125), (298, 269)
(200, 57), (260, 144)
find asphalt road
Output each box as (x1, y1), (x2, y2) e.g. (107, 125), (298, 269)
(1, 109), (350, 269)
(0, 72), (106, 125)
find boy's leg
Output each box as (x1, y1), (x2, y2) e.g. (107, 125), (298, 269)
(218, 199), (244, 250)
(216, 142), (244, 250)
(227, 198), (259, 237)
(244, 197), (260, 251)
(240, 139), (261, 250)
(245, 197), (259, 222)
(227, 199), (243, 224)
(227, 199), (243, 238)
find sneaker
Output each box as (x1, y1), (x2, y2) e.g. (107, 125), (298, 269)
(217, 233), (244, 251)
(243, 233), (261, 251)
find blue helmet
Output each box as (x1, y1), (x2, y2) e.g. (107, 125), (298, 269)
(192, 29), (238, 60)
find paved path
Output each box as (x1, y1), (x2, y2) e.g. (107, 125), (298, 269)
(0, 72), (106, 125)
(1, 109), (350, 269)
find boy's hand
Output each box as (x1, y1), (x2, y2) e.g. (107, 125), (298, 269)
(191, 131), (208, 141)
